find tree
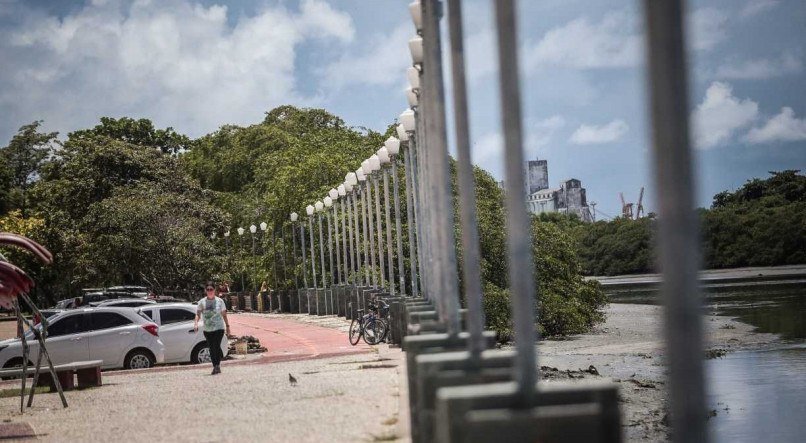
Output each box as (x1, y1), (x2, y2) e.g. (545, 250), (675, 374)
(69, 117), (192, 155)
(0, 121), (58, 215)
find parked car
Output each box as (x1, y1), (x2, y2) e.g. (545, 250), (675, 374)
(138, 303), (228, 364)
(0, 307), (165, 370)
(91, 298), (157, 308)
(33, 308), (63, 325)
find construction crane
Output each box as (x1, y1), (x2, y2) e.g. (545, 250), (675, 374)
(620, 192), (634, 219)
(635, 187), (645, 220)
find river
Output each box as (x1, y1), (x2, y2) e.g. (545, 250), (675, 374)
(609, 282), (805, 442)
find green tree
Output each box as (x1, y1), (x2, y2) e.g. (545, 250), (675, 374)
(70, 117), (192, 155)
(0, 121), (58, 215)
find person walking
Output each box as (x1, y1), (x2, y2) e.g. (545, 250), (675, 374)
(194, 282), (230, 375)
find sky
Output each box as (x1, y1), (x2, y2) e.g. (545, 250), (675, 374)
(0, 0), (804, 218)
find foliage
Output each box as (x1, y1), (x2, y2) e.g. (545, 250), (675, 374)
(69, 117), (192, 155)
(0, 121), (58, 214)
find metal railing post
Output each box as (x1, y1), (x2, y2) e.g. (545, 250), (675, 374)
(333, 202), (342, 284)
(494, 0), (538, 403)
(317, 211), (326, 288)
(307, 217), (317, 288)
(383, 167), (396, 295)
(404, 136), (421, 298)
(373, 173), (387, 289)
(326, 208), (335, 287)
(360, 179), (372, 286)
(392, 154), (407, 295)
(644, 1), (707, 441)
(447, 0), (485, 356)
(422, 0), (460, 334)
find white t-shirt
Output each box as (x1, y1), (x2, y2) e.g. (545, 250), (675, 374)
(196, 296), (227, 332)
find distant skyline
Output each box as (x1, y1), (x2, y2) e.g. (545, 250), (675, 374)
(1, 0), (804, 217)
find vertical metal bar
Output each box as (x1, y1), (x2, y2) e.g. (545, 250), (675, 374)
(644, 1), (707, 441)
(341, 199), (350, 284)
(353, 191), (363, 286)
(383, 168), (396, 294)
(327, 209), (334, 287)
(422, 0), (460, 333)
(318, 212), (326, 288)
(271, 227), (279, 290)
(410, 128), (425, 299)
(447, 0), (485, 356)
(360, 183), (372, 286)
(299, 223), (309, 288)
(347, 193), (357, 285)
(279, 225), (288, 287)
(308, 217), (318, 288)
(494, 0), (537, 402)
(366, 179), (378, 287)
(292, 222), (300, 288)
(391, 156), (407, 295)
(374, 174), (387, 289)
(334, 203), (342, 284)
(403, 142), (420, 297)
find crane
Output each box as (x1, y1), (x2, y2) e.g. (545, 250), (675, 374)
(635, 187), (645, 220)
(620, 192), (634, 219)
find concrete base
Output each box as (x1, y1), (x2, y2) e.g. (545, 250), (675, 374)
(413, 350), (516, 442)
(402, 332), (497, 443)
(435, 381), (621, 443)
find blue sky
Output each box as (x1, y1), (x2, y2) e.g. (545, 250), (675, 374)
(0, 0), (804, 218)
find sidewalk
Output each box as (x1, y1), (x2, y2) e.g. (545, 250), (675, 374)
(0, 314), (408, 442)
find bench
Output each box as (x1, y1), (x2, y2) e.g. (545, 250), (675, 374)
(0, 360), (104, 391)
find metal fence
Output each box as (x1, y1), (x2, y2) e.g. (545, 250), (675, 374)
(286, 1), (706, 442)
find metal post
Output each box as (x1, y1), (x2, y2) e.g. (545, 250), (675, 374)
(355, 190), (366, 286)
(271, 227), (279, 290)
(299, 222), (309, 288)
(327, 209), (334, 287)
(404, 139), (420, 298)
(291, 222), (300, 288)
(447, 0), (485, 356)
(422, 0), (460, 333)
(365, 179), (378, 287)
(494, 0), (537, 403)
(383, 168), (396, 295)
(278, 225), (288, 288)
(251, 233), (256, 292)
(317, 212), (326, 287)
(373, 174), (386, 289)
(341, 198), (350, 284)
(308, 217), (317, 288)
(391, 155), (407, 295)
(644, 1), (707, 441)
(333, 202), (342, 284)
(347, 193), (357, 285)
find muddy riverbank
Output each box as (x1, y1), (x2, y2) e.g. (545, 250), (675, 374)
(530, 303), (780, 441)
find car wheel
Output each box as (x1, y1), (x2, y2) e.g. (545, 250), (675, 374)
(2, 358), (34, 380)
(191, 342), (212, 364)
(124, 349), (155, 370)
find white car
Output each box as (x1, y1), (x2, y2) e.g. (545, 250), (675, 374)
(138, 303), (229, 364)
(0, 307), (165, 370)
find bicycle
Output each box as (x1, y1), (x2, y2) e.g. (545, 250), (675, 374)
(348, 302), (388, 346)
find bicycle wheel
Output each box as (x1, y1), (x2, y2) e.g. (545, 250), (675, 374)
(348, 318), (362, 345)
(363, 318), (386, 345)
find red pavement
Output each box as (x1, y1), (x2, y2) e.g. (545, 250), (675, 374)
(228, 314), (372, 365)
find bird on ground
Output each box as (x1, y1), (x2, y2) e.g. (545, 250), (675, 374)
(289, 373), (298, 386)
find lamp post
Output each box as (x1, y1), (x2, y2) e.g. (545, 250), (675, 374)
(399, 114), (420, 298)
(385, 136), (406, 295)
(377, 146), (396, 295)
(224, 229), (231, 274)
(346, 173), (360, 286)
(369, 154), (386, 289)
(338, 184), (349, 285)
(324, 196), (335, 288)
(328, 188), (341, 284)
(357, 167), (373, 287)
(237, 227), (245, 292)
(291, 212), (303, 289)
(250, 224), (257, 292)
(306, 205), (317, 288)
(315, 200), (326, 288)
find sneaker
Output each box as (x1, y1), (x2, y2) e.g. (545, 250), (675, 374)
(211, 365), (221, 375)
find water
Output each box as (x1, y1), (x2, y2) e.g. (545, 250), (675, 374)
(609, 282), (806, 442)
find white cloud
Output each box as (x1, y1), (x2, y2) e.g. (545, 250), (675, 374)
(319, 22), (410, 90)
(569, 119), (628, 145)
(523, 11), (641, 71)
(692, 82), (759, 149)
(715, 53), (802, 80)
(690, 8), (729, 51)
(740, 0), (780, 18)
(527, 115), (566, 149)
(745, 107), (806, 144)
(0, 0), (354, 140)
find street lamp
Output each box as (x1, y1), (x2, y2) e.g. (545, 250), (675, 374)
(406, 87), (419, 108)
(291, 212), (305, 289)
(315, 200), (326, 289)
(356, 167), (371, 286)
(328, 188), (341, 285)
(409, 36), (423, 66)
(384, 136), (406, 295)
(377, 145), (396, 295)
(409, 1), (422, 32)
(399, 109), (421, 298)
(324, 196), (334, 288)
(338, 184), (349, 284)
(345, 173), (360, 286)
(237, 227), (245, 292)
(306, 204), (317, 289)
(396, 123), (409, 142)
(369, 154), (386, 289)
(407, 67), (420, 92)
